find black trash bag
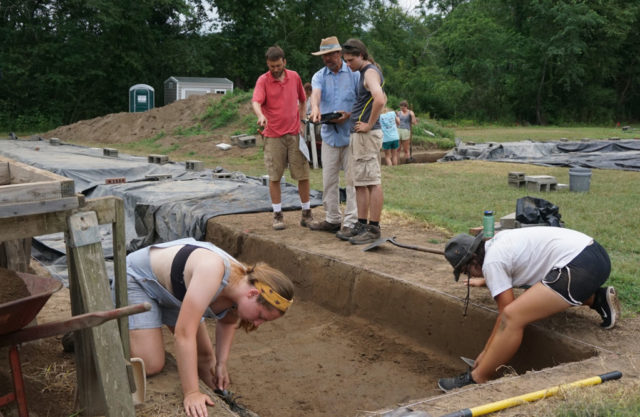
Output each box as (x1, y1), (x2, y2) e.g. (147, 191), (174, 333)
(515, 196), (562, 227)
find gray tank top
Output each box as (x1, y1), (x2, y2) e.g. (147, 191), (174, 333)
(397, 111), (412, 130)
(126, 237), (236, 320)
(350, 64), (384, 131)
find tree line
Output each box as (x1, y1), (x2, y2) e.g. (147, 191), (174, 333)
(1, 0), (638, 131)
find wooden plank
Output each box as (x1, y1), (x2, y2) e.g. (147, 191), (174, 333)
(0, 162), (9, 185)
(0, 196), (119, 241)
(112, 197), (130, 357)
(0, 181), (68, 204)
(0, 238), (31, 272)
(0, 156), (70, 183)
(0, 195), (80, 218)
(67, 211), (135, 416)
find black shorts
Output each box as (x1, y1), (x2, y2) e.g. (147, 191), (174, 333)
(542, 241), (610, 306)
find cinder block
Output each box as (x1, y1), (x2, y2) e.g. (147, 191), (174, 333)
(186, 160), (204, 171)
(213, 172), (231, 179)
(148, 154), (168, 164)
(500, 212), (517, 229)
(237, 135), (256, 148)
(49, 138), (61, 146)
(103, 147), (119, 157)
(525, 175), (557, 192)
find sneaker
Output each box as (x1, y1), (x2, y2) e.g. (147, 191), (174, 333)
(592, 286), (620, 329)
(349, 224), (381, 245)
(309, 220), (341, 232)
(336, 222), (364, 241)
(300, 209), (313, 227)
(437, 369), (476, 392)
(273, 212), (285, 230)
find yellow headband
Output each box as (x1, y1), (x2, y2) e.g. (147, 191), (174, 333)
(254, 281), (292, 312)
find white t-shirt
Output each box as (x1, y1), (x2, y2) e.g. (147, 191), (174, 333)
(482, 227), (593, 298)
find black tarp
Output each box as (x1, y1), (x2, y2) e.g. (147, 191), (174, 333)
(0, 138), (322, 283)
(439, 139), (640, 171)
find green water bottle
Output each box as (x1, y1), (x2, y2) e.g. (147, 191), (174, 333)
(483, 210), (495, 238)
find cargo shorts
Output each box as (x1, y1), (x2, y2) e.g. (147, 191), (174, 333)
(263, 134), (310, 182)
(348, 130), (383, 187)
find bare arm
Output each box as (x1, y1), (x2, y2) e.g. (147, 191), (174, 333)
(355, 68), (386, 133)
(213, 314), (237, 390)
(174, 254), (226, 416)
(310, 88), (322, 123)
(410, 110), (418, 125)
(252, 101), (267, 128)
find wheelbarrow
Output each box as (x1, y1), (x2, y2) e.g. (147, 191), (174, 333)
(362, 236), (445, 256)
(0, 269), (150, 417)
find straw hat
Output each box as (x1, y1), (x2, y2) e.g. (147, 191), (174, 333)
(311, 36), (342, 56)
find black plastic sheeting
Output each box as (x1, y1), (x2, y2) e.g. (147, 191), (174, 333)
(439, 139), (640, 171)
(0, 138), (322, 283)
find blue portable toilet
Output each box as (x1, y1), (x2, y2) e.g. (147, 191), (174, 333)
(129, 84), (155, 112)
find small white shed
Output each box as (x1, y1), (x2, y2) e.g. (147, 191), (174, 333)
(163, 76), (234, 105)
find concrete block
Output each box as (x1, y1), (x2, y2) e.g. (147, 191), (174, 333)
(186, 160), (204, 171)
(49, 138), (61, 146)
(148, 154), (168, 164)
(103, 147), (119, 157)
(525, 175), (557, 192)
(237, 135), (256, 148)
(500, 212), (517, 229)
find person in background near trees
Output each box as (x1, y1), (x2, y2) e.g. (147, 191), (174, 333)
(396, 100), (417, 163)
(307, 36), (360, 235)
(379, 106), (400, 166)
(438, 227), (620, 392)
(338, 38), (386, 245)
(125, 238), (294, 417)
(252, 45), (313, 230)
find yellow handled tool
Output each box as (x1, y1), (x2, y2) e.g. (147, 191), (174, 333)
(440, 371), (622, 417)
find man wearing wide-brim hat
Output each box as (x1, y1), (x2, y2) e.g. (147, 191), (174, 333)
(307, 36), (360, 239)
(438, 226), (620, 392)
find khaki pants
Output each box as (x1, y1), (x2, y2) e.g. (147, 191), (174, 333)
(321, 141), (357, 227)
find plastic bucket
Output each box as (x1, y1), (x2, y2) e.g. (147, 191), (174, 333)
(569, 167), (592, 192)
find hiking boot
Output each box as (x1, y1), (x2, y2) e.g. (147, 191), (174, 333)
(273, 211), (285, 230)
(309, 220), (341, 232)
(437, 369), (476, 392)
(300, 209), (313, 227)
(336, 222), (364, 241)
(592, 286), (620, 329)
(349, 224), (381, 245)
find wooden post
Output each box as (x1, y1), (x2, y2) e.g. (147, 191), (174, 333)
(0, 238), (31, 272)
(67, 211), (135, 416)
(308, 122), (319, 169)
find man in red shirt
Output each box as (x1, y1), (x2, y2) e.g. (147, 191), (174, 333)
(252, 46), (313, 230)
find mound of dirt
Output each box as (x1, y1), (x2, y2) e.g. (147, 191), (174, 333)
(43, 93), (225, 145)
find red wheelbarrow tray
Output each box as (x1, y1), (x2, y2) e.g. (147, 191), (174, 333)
(0, 271), (63, 336)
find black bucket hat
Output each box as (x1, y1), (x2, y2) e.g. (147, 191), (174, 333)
(444, 232), (484, 281)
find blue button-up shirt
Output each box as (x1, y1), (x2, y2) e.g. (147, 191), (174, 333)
(311, 61), (360, 147)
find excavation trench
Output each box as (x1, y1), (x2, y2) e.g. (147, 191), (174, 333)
(204, 216), (597, 417)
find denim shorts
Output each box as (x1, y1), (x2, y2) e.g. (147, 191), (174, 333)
(542, 241), (610, 306)
(126, 274), (183, 329)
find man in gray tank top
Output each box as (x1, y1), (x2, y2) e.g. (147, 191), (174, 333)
(338, 38), (386, 245)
